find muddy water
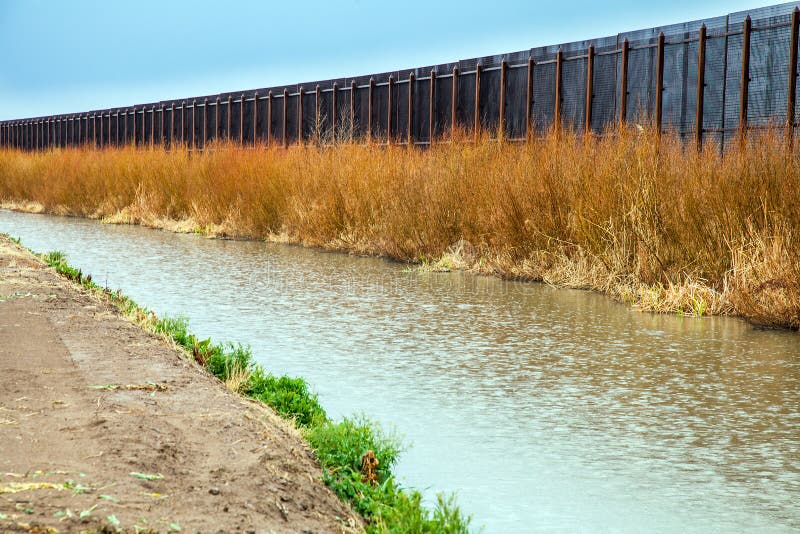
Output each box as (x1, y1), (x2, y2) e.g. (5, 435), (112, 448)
(2, 209), (798, 533)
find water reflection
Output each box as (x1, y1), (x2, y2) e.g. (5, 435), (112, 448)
(2, 210), (798, 533)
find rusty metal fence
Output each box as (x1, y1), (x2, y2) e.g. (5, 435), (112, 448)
(2, 3), (800, 151)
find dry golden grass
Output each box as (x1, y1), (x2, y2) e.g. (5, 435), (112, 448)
(1, 126), (798, 329)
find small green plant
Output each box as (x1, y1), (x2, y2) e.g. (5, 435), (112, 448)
(35, 246), (471, 532)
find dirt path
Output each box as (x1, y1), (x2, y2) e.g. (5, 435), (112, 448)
(0, 235), (361, 533)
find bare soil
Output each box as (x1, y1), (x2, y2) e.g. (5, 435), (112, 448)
(0, 235), (362, 533)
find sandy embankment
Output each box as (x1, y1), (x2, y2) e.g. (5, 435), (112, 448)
(0, 235), (361, 533)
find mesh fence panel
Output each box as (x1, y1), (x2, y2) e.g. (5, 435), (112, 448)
(457, 72), (476, 131)
(505, 66), (528, 138)
(662, 39), (699, 137)
(300, 91), (315, 140)
(592, 42), (620, 131)
(749, 23), (792, 126)
(270, 96), (284, 143)
(414, 76), (431, 142)
(625, 43), (657, 123)
(434, 75), (453, 138)
(318, 91), (333, 140)
(284, 94), (298, 144)
(480, 68), (501, 133)
(531, 59), (556, 133)
(396, 81), (410, 141)
(373, 83), (389, 139)
(242, 98), (254, 144)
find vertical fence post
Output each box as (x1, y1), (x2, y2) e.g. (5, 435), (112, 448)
(315, 85), (321, 143)
(203, 98), (208, 150)
(227, 96), (232, 141)
(133, 107), (138, 146)
(124, 110), (128, 145)
(620, 39), (629, 124)
(253, 93), (258, 146)
(100, 114), (104, 148)
(298, 87), (304, 143)
(160, 104), (165, 147)
(151, 106), (156, 146)
(429, 69), (436, 144)
(283, 89), (289, 147)
(787, 7), (799, 147)
(181, 101), (186, 146)
(191, 100), (196, 149)
(214, 97), (220, 144)
(238, 94), (244, 145)
(170, 103), (175, 147)
(452, 67), (459, 136)
(739, 15), (753, 145)
(499, 59), (507, 140)
(655, 32), (665, 138)
(267, 91), (273, 146)
(555, 49), (563, 129)
(585, 44), (595, 134)
(35, 120), (39, 150)
(526, 57), (534, 139)
(350, 80), (356, 142)
(474, 63), (481, 140)
(387, 76), (394, 144)
(367, 78), (374, 142)
(408, 72), (415, 145)
(332, 83), (338, 141)
(695, 24), (707, 151)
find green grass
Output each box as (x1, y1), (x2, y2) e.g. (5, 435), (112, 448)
(37, 247), (471, 532)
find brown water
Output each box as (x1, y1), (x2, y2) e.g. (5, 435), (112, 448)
(2, 209), (798, 533)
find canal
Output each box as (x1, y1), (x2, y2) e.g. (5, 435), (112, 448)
(2, 209), (798, 532)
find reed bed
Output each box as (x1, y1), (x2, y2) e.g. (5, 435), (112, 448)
(1, 126), (798, 329)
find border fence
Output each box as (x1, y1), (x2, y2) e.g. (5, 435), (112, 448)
(2, 3), (800, 152)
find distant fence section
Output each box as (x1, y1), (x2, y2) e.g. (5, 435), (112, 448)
(3, 3), (800, 151)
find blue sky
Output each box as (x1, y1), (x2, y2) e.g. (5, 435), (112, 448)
(0, 0), (788, 119)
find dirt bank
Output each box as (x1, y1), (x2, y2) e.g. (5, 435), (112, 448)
(0, 234), (361, 532)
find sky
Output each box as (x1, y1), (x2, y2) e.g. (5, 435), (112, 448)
(0, 0), (790, 120)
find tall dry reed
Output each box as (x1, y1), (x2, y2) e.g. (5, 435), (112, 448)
(1, 126), (797, 329)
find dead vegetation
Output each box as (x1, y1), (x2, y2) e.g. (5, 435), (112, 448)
(0, 125), (798, 329)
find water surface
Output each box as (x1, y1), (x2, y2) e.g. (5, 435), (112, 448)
(2, 210), (798, 532)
